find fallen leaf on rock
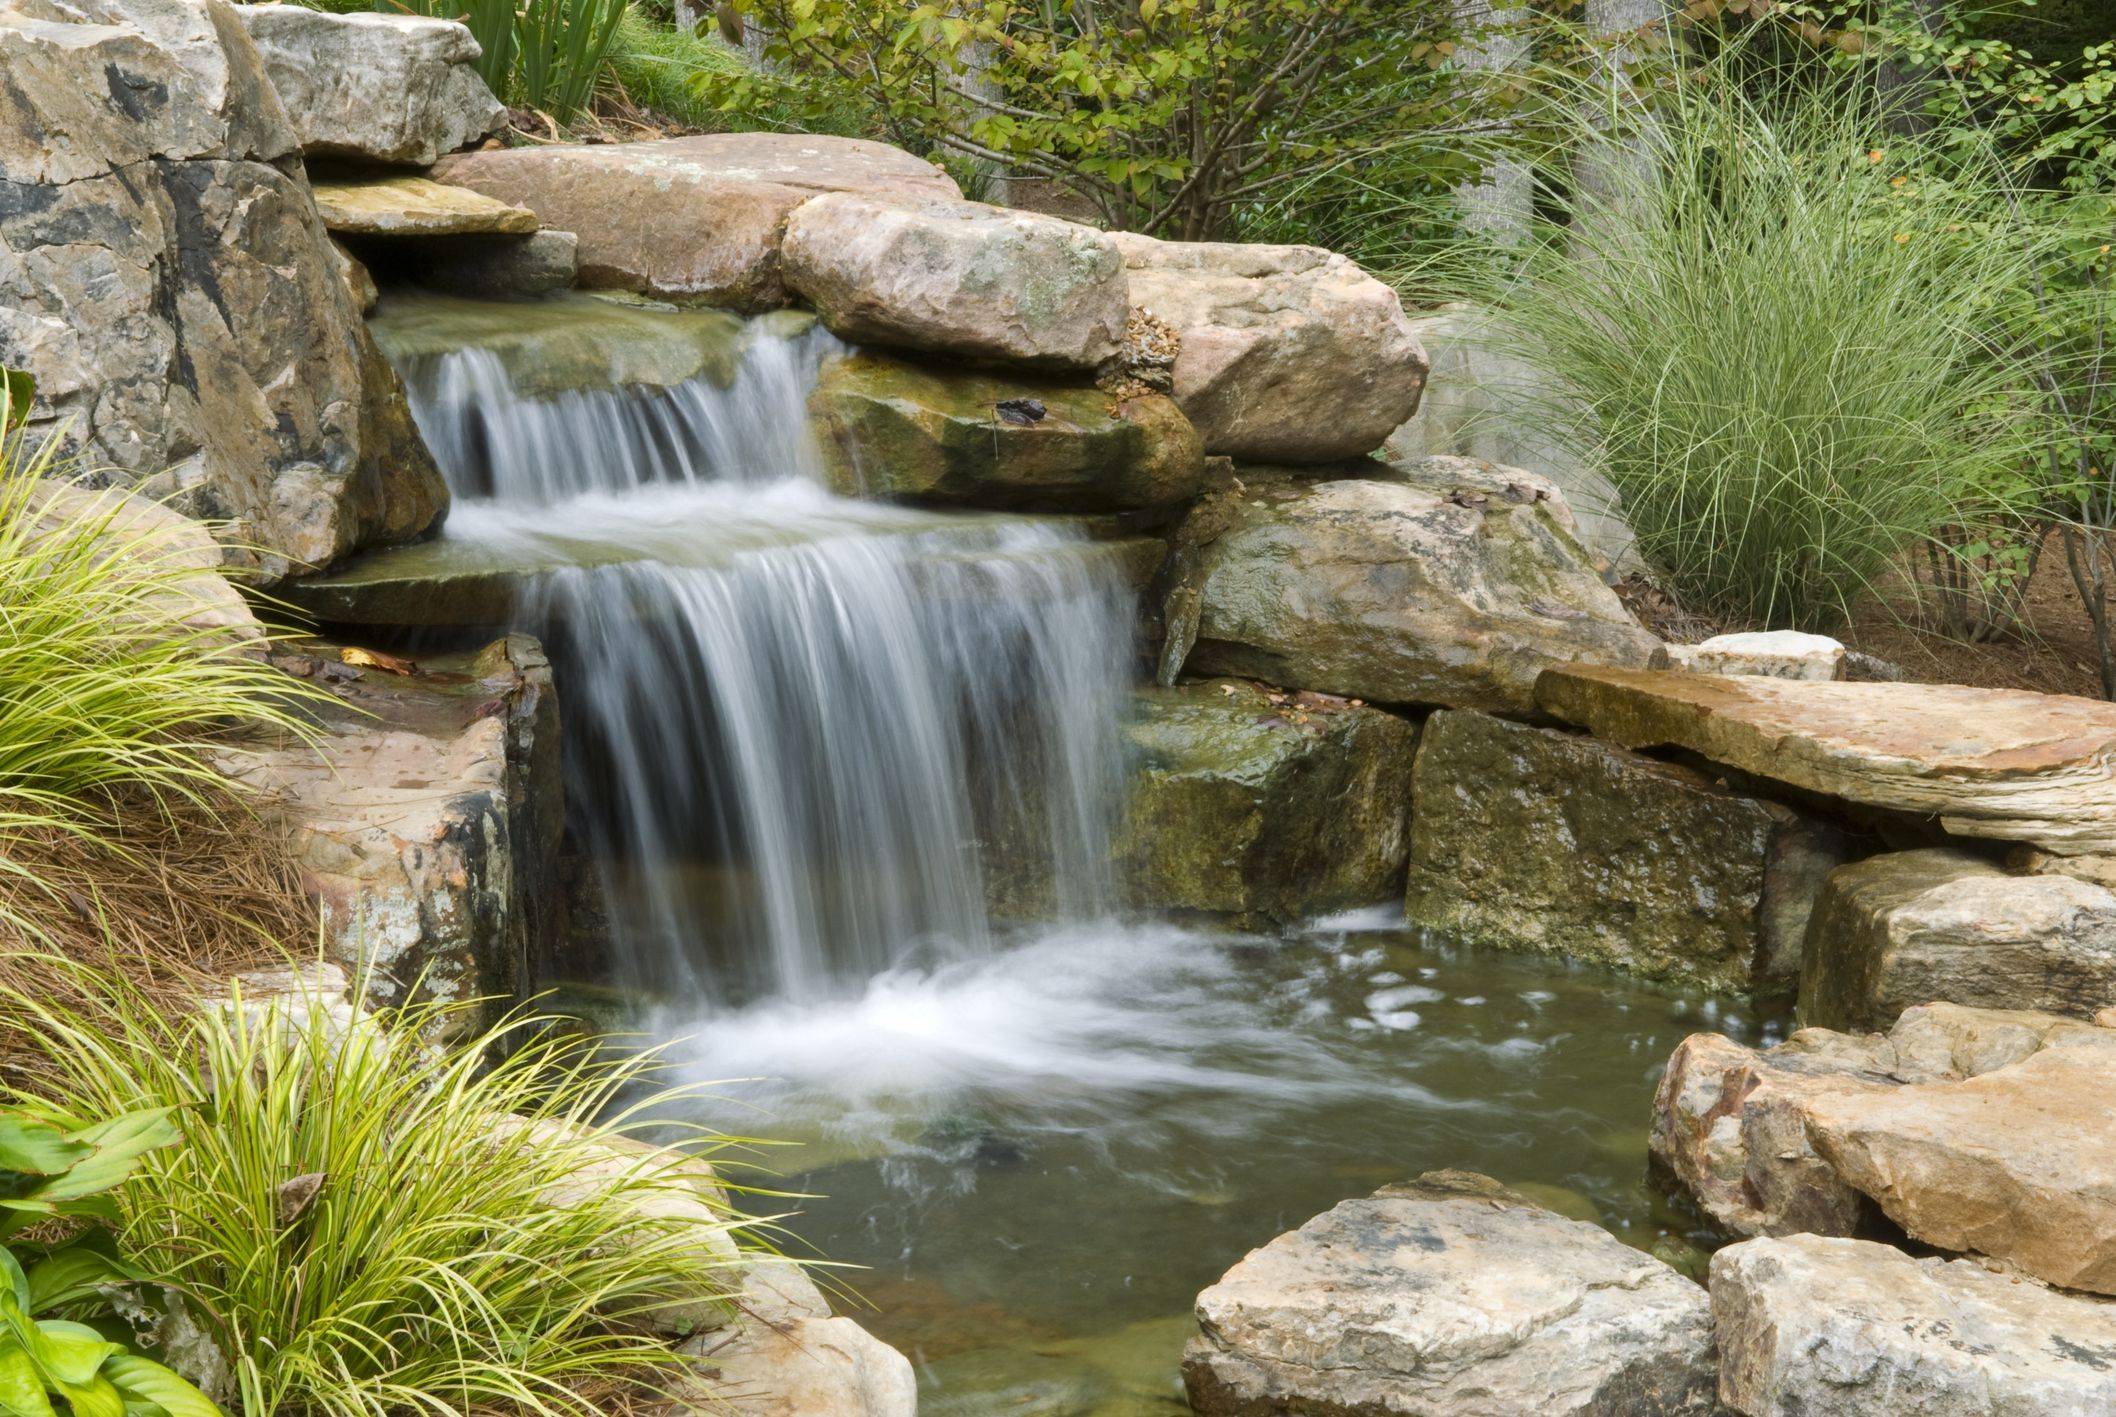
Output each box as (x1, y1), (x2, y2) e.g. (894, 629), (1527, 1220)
(341, 646), (417, 676)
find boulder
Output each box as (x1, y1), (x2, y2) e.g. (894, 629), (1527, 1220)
(1801, 848), (2116, 1030)
(1404, 709), (1845, 992)
(24, 483), (262, 649)
(1711, 1235), (2116, 1416)
(1186, 462), (1660, 714)
(1111, 232), (1427, 462)
(1386, 303), (1636, 568)
(1183, 1171), (1718, 1416)
(232, 4), (504, 166)
(222, 635), (562, 1012)
(1659, 630), (1847, 681)
(0, 0), (448, 581)
(1116, 679), (1421, 924)
(807, 351), (1204, 511)
(429, 134), (962, 311)
(311, 175), (538, 237)
(782, 195), (1126, 371)
(1650, 1004), (2116, 1295)
(1535, 669), (2116, 857)
(408, 229), (580, 299)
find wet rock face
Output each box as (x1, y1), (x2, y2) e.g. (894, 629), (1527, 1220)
(1186, 462), (1660, 715)
(1111, 233), (1429, 462)
(1652, 1003), (2116, 1295)
(1405, 710), (1845, 993)
(232, 5), (504, 166)
(429, 134), (962, 311)
(1536, 668), (2116, 857)
(1712, 1235), (2116, 1416)
(808, 351), (1205, 512)
(1116, 680), (1420, 925)
(224, 635), (563, 1015)
(782, 195), (1128, 372)
(1183, 1171), (1719, 1416)
(0, 0), (447, 581)
(1801, 848), (2116, 1030)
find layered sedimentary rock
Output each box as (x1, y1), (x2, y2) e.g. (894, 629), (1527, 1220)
(1186, 462), (1660, 714)
(1117, 680), (1421, 924)
(1405, 709), (1843, 991)
(1536, 668), (2116, 856)
(1112, 232), (1428, 461)
(430, 134), (961, 310)
(808, 351), (1203, 511)
(311, 175), (538, 237)
(782, 195), (1127, 371)
(232, 4), (504, 166)
(0, 0), (447, 579)
(1183, 1171), (1718, 1416)
(1801, 848), (2116, 1030)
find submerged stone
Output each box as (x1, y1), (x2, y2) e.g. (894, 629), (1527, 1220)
(1115, 679), (1420, 925)
(1801, 847), (2116, 1030)
(1183, 1170), (1718, 1416)
(1186, 461), (1660, 714)
(1404, 710), (1844, 993)
(430, 133), (961, 311)
(1536, 668), (2116, 857)
(783, 194), (1127, 371)
(808, 351), (1205, 512)
(1713, 1234), (2116, 1416)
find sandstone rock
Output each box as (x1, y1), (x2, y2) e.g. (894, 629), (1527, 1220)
(1801, 848), (2116, 1030)
(671, 1311), (917, 1417)
(1660, 630), (1848, 681)
(224, 635), (562, 1012)
(409, 229), (579, 299)
(312, 175), (537, 237)
(1186, 464), (1660, 714)
(430, 134), (961, 311)
(782, 194), (1126, 371)
(1711, 1234), (2116, 1416)
(1405, 709), (1844, 992)
(1117, 680), (1420, 924)
(1536, 668), (2116, 856)
(1183, 1171), (1718, 1416)
(807, 351), (1204, 511)
(0, 0), (448, 580)
(232, 4), (504, 166)
(1386, 303), (1635, 568)
(1111, 232), (1427, 462)
(1650, 1002), (2116, 1293)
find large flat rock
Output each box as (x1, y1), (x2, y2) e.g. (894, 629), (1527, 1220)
(1535, 668), (2116, 856)
(1183, 1171), (1718, 1416)
(783, 195), (1126, 371)
(0, 0), (447, 580)
(1116, 679), (1420, 924)
(233, 5), (504, 166)
(807, 350), (1204, 512)
(1651, 1003), (2116, 1294)
(1406, 709), (1842, 992)
(1712, 1234), (2116, 1416)
(1113, 232), (1428, 462)
(1186, 460), (1660, 714)
(430, 134), (961, 311)
(1801, 847), (2116, 1030)
(312, 175), (537, 237)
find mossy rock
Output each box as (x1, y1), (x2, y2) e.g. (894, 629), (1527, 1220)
(808, 351), (1206, 512)
(1115, 679), (1421, 925)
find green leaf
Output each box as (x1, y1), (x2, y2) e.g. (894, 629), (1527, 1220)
(19, 1319), (117, 1387)
(102, 1356), (220, 1417)
(0, 370), (32, 431)
(26, 1112), (178, 1207)
(24, 1243), (135, 1313)
(0, 1121), (87, 1181)
(55, 1375), (123, 1417)
(0, 1253), (26, 1314)
(0, 1342), (57, 1417)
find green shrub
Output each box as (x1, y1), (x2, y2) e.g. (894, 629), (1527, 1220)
(13, 970), (765, 1416)
(1470, 71), (2063, 630)
(1, 1104), (221, 1414)
(606, 11), (867, 135)
(342, 0), (626, 124)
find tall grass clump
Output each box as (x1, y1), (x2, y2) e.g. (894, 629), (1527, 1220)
(12, 967), (764, 1416)
(1474, 67), (2061, 629)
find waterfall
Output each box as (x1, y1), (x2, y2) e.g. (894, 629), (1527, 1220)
(377, 296), (1132, 1004)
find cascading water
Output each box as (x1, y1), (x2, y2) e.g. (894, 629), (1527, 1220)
(376, 294), (1132, 1002)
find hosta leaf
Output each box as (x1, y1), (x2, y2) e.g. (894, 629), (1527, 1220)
(0, 1342), (56, 1417)
(20, 1318), (117, 1386)
(24, 1243), (134, 1313)
(56, 1374), (123, 1417)
(0, 1121), (86, 1180)
(102, 1355), (220, 1417)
